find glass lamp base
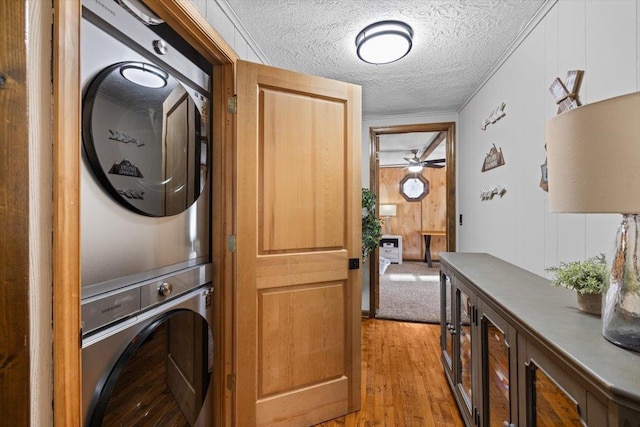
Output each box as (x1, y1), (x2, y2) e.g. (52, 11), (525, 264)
(602, 214), (640, 352)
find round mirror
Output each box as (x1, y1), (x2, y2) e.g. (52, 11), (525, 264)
(90, 309), (212, 426)
(82, 61), (209, 217)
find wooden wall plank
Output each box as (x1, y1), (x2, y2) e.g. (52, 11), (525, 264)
(379, 167), (447, 261)
(0, 1), (30, 424)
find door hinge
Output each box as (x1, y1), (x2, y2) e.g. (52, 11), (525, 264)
(226, 373), (236, 391)
(227, 235), (236, 252)
(227, 95), (237, 114)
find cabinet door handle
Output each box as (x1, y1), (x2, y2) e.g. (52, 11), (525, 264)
(502, 422), (515, 427)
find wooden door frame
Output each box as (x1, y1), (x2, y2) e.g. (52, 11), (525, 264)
(368, 122), (456, 315)
(53, 1), (238, 425)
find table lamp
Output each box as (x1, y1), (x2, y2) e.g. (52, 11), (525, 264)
(546, 91), (640, 352)
(379, 204), (397, 235)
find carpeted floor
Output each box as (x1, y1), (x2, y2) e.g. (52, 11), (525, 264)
(376, 261), (444, 323)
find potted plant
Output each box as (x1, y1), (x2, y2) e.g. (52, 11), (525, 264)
(361, 188), (382, 263)
(546, 254), (607, 315)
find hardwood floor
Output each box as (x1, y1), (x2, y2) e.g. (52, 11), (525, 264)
(315, 319), (463, 427)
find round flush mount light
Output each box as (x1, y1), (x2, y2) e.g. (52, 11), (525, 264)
(355, 20), (413, 65)
(120, 63), (168, 88)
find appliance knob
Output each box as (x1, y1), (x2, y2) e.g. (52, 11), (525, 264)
(153, 39), (168, 55)
(158, 282), (173, 296)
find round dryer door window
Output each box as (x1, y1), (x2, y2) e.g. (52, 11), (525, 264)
(89, 309), (212, 426)
(83, 61), (210, 217)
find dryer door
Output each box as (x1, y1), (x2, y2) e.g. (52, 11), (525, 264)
(88, 309), (212, 426)
(82, 61), (209, 217)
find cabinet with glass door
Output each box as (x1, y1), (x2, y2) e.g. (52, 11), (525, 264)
(440, 270), (479, 427)
(439, 253), (640, 427)
(478, 300), (518, 427)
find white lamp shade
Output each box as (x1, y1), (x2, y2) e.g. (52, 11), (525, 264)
(545, 91), (640, 213)
(379, 204), (397, 217)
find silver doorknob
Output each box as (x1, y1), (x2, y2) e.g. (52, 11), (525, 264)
(158, 282), (173, 296)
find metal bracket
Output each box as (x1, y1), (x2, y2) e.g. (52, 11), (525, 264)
(227, 95), (237, 114)
(226, 373), (236, 391)
(227, 235), (236, 252)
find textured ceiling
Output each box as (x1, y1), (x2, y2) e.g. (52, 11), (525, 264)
(224, 0), (546, 116)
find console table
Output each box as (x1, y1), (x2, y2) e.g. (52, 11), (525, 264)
(439, 252), (640, 427)
(420, 230), (445, 267)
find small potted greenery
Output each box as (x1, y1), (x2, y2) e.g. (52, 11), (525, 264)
(361, 188), (382, 263)
(546, 254), (607, 315)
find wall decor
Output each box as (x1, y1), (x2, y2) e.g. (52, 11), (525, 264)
(109, 129), (145, 147)
(540, 157), (548, 192)
(108, 159), (144, 177)
(549, 70), (584, 114)
(399, 174), (429, 202)
(480, 102), (506, 130)
(481, 144), (506, 172)
(118, 188), (145, 199)
(480, 185), (506, 200)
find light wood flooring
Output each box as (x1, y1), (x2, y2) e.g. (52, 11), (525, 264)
(315, 319), (463, 427)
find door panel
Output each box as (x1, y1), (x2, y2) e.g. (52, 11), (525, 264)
(259, 283), (345, 396)
(236, 60), (361, 426)
(259, 89), (345, 252)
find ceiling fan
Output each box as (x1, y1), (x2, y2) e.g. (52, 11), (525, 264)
(403, 150), (446, 171)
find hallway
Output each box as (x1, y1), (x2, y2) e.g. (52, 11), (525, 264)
(316, 319), (463, 427)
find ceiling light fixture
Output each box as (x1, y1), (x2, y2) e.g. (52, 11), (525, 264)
(355, 20), (413, 65)
(120, 63), (168, 88)
(408, 164), (423, 173)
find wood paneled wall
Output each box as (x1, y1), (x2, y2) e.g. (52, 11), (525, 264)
(379, 167), (447, 261)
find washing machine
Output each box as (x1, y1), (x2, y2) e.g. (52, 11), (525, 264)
(82, 285), (214, 426)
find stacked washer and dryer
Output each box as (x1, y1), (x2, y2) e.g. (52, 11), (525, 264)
(80, 0), (214, 425)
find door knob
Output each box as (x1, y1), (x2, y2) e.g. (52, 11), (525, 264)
(0, 73), (6, 88)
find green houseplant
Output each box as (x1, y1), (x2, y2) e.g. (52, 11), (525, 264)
(546, 254), (608, 315)
(361, 188), (382, 263)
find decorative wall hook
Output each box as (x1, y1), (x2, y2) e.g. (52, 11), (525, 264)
(480, 185), (507, 201)
(481, 102), (507, 130)
(109, 129), (145, 147)
(118, 188), (145, 200)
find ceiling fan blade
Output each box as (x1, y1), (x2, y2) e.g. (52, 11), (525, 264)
(422, 158), (446, 165)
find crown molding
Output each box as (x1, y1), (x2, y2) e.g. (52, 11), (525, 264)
(458, 0), (559, 112)
(215, 0), (271, 64)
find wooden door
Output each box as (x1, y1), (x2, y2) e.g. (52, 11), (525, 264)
(236, 60), (362, 426)
(162, 84), (196, 214)
(167, 313), (205, 425)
